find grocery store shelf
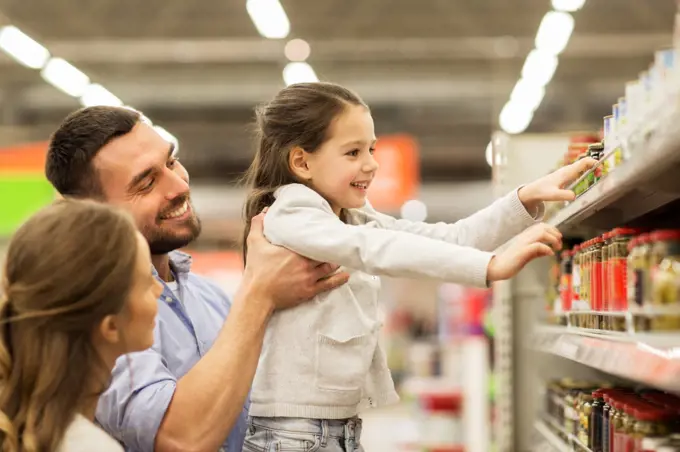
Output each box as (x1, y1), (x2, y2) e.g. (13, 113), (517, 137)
(532, 325), (680, 393)
(534, 420), (572, 452)
(535, 417), (594, 452)
(548, 107), (680, 231)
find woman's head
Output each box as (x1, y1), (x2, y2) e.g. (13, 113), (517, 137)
(0, 199), (161, 451)
(242, 82), (379, 254)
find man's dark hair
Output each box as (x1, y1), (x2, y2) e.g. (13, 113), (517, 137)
(45, 106), (141, 198)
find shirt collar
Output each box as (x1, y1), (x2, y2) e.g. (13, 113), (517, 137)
(151, 250), (193, 279)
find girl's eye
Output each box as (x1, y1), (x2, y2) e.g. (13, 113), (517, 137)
(369, 147), (376, 154)
(347, 150), (359, 157)
(168, 158), (179, 168)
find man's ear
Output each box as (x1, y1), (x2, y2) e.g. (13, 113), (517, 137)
(288, 147), (312, 181)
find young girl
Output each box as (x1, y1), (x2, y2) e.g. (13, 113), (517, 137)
(242, 82), (594, 451)
(0, 199), (161, 452)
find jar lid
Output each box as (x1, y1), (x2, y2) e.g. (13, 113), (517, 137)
(638, 233), (652, 244)
(612, 227), (643, 237)
(635, 406), (675, 422)
(592, 389), (604, 398)
(650, 229), (680, 242)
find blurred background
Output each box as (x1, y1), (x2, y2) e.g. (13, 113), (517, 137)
(2, 1), (680, 451)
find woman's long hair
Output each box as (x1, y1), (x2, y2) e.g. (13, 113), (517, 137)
(0, 199), (139, 452)
(240, 82), (367, 263)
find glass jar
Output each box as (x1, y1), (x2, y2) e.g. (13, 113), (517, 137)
(650, 232), (680, 331)
(560, 250), (574, 313)
(591, 390), (605, 452)
(622, 404), (637, 452)
(581, 240), (593, 327)
(589, 142), (605, 184)
(612, 400), (625, 452)
(611, 229), (639, 331)
(629, 234), (653, 332)
(565, 390), (578, 436)
(633, 407), (673, 452)
(580, 394), (594, 446)
(592, 237), (605, 329)
(612, 401), (627, 452)
(603, 394), (613, 452)
(572, 244), (582, 323)
(602, 232), (613, 330)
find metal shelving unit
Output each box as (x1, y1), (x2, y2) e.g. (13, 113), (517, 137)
(490, 96), (680, 451)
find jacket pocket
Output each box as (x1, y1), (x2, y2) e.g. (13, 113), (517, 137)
(315, 331), (375, 392)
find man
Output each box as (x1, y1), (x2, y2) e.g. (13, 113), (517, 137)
(45, 106), (349, 452)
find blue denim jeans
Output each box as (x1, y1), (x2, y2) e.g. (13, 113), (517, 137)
(243, 416), (365, 452)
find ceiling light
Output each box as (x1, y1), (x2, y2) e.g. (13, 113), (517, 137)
(41, 58), (90, 97)
(80, 83), (123, 107)
(551, 0), (586, 12)
(0, 25), (50, 69)
(510, 79), (545, 112)
(499, 102), (534, 135)
(521, 49), (559, 87)
(400, 200), (428, 222)
(246, 0), (291, 39)
(282, 62), (318, 85)
(284, 38), (311, 62)
(535, 11), (574, 56)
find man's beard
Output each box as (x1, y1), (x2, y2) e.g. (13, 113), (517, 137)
(145, 205), (202, 255)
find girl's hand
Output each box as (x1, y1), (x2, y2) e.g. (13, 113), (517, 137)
(487, 223), (562, 282)
(518, 157), (598, 214)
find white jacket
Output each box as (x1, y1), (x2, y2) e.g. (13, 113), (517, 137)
(250, 183), (540, 419)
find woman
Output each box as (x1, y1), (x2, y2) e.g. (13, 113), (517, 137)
(0, 199), (162, 451)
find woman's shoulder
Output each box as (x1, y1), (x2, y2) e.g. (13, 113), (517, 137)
(58, 415), (124, 452)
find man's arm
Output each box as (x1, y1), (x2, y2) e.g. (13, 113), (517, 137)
(154, 213), (349, 452)
(154, 281), (269, 451)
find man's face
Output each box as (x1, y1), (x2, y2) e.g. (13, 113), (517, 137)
(93, 122), (201, 255)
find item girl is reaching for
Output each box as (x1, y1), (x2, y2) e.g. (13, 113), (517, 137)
(241, 83), (595, 447)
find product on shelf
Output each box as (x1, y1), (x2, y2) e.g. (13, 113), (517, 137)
(542, 45), (679, 226)
(543, 379), (680, 452)
(649, 230), (680, 331)
(545, 228), (680, 332)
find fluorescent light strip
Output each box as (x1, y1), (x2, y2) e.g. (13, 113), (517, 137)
(0, 25), (50, 69)
(246, 0), (290, 39)
(496, 3), (582, 139)
(0, 22), (178, 147)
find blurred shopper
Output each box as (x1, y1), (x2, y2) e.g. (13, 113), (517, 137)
(240, 82), (596, 451)
(0, 199), (160, 452)
(44, 106), (348, 452)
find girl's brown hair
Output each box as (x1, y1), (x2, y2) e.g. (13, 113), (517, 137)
(0, 199), (139, 452)
(241, 82), (367, 262)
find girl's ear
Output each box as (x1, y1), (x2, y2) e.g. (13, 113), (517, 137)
(289, 147), (312, 181)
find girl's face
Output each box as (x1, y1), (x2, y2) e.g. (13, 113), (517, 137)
(304, 105), (379, 215)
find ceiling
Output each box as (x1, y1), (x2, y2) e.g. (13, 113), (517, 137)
(0, 0), (676, 184)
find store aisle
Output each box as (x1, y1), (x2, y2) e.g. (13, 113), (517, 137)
(360, 403), (420, 451)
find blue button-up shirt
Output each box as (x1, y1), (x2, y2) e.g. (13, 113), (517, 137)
(96, 251), (250, 452)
